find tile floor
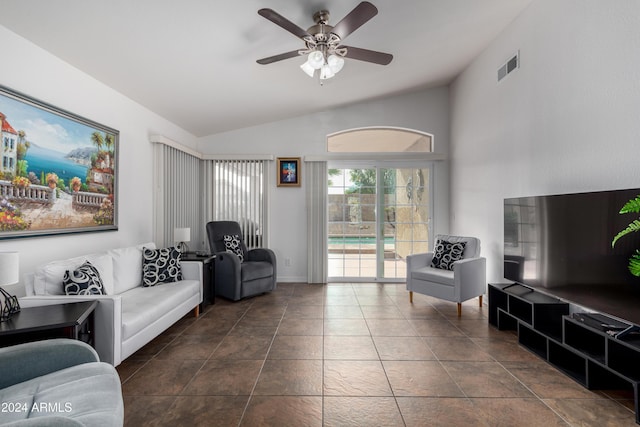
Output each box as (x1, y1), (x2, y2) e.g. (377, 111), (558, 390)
(117, 283), (638, 426)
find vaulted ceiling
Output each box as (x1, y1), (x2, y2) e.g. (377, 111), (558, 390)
(0, 0), (533, 137)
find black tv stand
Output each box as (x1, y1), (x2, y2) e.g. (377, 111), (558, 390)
(489, 283), (640, 425)
(616, 325), (640, 340)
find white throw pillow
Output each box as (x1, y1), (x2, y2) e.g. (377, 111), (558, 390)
(34, 256), (86, 295)
(109, 242), (156, 294)
(33, 253), (113, 296)
(88, 254), (115, 295)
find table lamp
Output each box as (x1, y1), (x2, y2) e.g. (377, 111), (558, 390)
(0, 251), (21, 321)
(174, 228), (191, 254)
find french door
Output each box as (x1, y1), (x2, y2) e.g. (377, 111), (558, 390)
(327, 163), (432, 281)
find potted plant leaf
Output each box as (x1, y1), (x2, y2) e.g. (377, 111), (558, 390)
(612, 195), (640, 277)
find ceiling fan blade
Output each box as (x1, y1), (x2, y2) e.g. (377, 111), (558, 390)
(258, 8), (311, 40)
(342, 46), (393, 65)
(257, 50), (302, 65)
(331, 2), (378, 40)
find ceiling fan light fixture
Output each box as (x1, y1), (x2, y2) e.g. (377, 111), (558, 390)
(327, 54), (345, 73)
(300, 60), (315, 77)
(307, 50), (325, 69)
(319, 64), (335, 80)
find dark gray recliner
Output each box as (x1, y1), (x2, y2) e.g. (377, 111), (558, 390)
(206, 221), (277, 301)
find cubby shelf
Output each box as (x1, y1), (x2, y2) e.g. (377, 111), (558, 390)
(489, 283), (640, 425)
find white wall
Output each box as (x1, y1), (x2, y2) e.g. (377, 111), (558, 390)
(0, 25), (198, 294)
(450, 0), (640, 283)
(198, 88), (451, 281)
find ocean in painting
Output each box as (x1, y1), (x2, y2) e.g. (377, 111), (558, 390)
(24, 144), (88, 183)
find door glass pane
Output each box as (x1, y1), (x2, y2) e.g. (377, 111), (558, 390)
(382, 167), (430, 279)
(328, 168), (377, 279)
(328, 166), (431, 281)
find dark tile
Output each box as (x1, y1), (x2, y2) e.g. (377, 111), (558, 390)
(324, 360), (392, 396)
(253, 359), (322, 395)
(283, 304), (324, 319)
(324, 318), (370, 335)
(163, 396), (247, 426)
(182, 359), (263, 396)
(132, 334), (176, 357)
(154, 334), (224, 360)
(244, 303), (287, 319)
(122, 359), (204, 396)
(325, 294), (360, 305)
(123, 395), (176, 427)
(396, 397), (490, 427)
(383, 360), (464, 397)
(211, 335), (273, 360)
(442, 361), (534, 398)
(360, 305), (404, 319)
(408, 319), (464, 337)
(268, 335), (323, 359)
(470, 397), (571, 426)
(183, 316), (238, 335)
(373, 336), (436, 360)
(324, 336), (379, 360)
(423, 336), (493, 361)
(544, 398), (637, 425)
(504, 361), (602, 399)
(366, 319), (417, 336)
(356, 295), (394, 306)
(324, 305), (363, 319)
(470, 337), (540, 362)
(241, 396), (322, 427)
(229, 317), (279, 336)
(277, 317), (323, 335)
(117, 356), (148, 383)
(324, 397), (404, 427)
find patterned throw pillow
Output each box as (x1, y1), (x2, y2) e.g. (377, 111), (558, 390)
(142, 246), (183, 287)
(430, 240), (467, 271)
(223, 234), (244, 262)
(64, 261), (105, 295)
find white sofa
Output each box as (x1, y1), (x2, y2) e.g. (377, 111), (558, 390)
(20, 242), (203, 366)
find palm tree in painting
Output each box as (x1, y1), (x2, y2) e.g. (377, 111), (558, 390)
(91, 131), (104, 152)
(104, 133), (115, 155)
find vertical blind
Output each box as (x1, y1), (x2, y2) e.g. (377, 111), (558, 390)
(203, 159), (268, 250)
(306, 161), (328, 283)
(153, 144), (203, 250)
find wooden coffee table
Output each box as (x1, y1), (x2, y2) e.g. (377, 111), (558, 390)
(0, 300), (98, 348)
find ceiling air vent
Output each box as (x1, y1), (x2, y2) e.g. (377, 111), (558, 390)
(497, 51), (519, 82)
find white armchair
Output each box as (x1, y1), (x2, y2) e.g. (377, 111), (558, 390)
(406, 235), (486, 316)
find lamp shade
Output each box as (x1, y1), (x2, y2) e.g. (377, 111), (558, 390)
(174, 228), (191, 243)
(327, 54), (345, 74)
(307, 50), (325, 69)
(300, 61), (315, 77)
(0, 252), (19, 286)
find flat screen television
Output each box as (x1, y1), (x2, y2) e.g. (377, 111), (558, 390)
(504, 188), (640, 326)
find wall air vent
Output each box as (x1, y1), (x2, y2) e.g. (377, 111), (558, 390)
(497, 51), (519, 82)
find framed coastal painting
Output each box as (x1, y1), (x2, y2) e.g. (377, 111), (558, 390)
(276, 157), (300, 187)
(0, 85), (118, 239)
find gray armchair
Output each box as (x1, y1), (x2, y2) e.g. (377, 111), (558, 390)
(406, 234), (486, 316)
(206, 221), (277, 301)
(0, 339), (123, 426)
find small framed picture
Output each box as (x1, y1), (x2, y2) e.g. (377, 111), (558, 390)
(276, 157), (301, 187)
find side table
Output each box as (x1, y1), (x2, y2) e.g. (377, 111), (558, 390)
(182, 252), (216, 308)
(0, 300), (98, 348)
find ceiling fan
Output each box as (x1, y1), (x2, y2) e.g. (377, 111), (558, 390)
(256, 1), (393, 81)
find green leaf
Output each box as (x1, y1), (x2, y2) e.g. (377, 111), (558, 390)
(628, 250), (640, 277)
(612, 219), (640, 247)
(620, 196), (640, 214)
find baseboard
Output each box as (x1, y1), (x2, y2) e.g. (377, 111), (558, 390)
(276, 276), (307, 283)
